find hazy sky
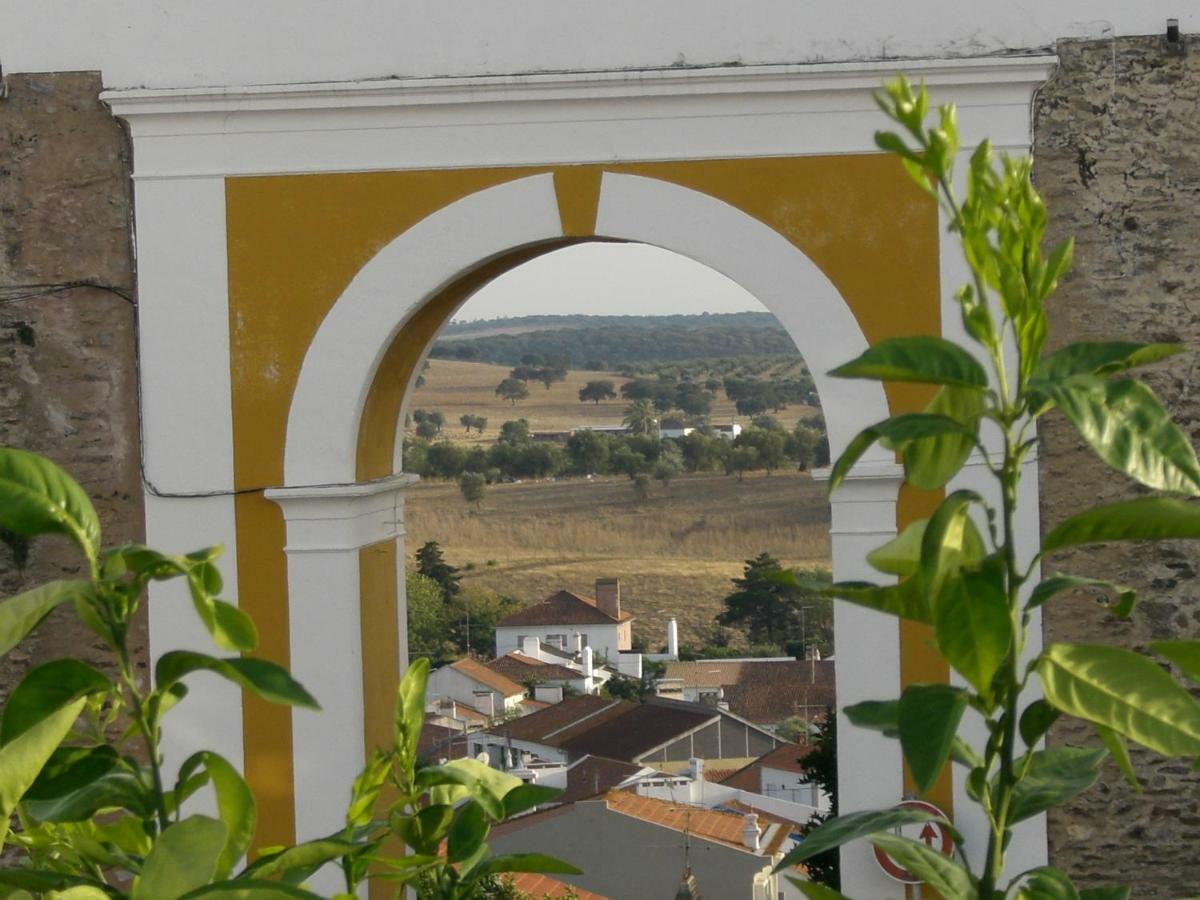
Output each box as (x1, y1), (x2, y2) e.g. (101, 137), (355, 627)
(454, 243), (767, 321)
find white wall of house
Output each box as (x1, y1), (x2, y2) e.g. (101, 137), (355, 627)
(495, 624), (623, 661)
(427, 666), (523, 717)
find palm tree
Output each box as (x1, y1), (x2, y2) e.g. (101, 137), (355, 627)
(623, 399), (658, 436)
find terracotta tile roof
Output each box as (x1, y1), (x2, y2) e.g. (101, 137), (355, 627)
(718, 742), (809, 792)
(487, 652), (583, 683)
(558, 703), (717, 762)
(508, 872), (607, 900)
(719, 799), (806, 855)
(447, 656), (527, 698)
(490, 695), (629, 745)
(417, 721), (469, 762)
(497, 590), (633, 627)
(662, 659), (836, 724)
(519, 698), (551, 713)
(603, 791), (761, 853)
(557, 755), (646, 804)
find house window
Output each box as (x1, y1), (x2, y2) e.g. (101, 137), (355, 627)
(545, 633), (567, 649)
(579, 633), (589, 647)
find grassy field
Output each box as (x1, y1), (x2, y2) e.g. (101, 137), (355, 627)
(404, 469), (831, 647)
(405, 359), (819, 445)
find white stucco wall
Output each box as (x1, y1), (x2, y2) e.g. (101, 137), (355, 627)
(427, 665), (521, 717)
(3, 3), (1193, 89)
(495, 624), (621, 661)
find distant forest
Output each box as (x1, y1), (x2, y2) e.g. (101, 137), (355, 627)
(432, 312), (801, 367)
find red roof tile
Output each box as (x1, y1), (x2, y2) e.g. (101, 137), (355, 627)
(490, 695), (628, 745)
(447, 657), (527, 697)
(508, 873), (607, 900)
(497, 590), (633, 627)
(487, 652), (583, 682)
(557, 755), (645, 804)
(663, 659), (835, 724)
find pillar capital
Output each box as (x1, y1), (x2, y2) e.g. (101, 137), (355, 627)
(265, 473), (419, 553)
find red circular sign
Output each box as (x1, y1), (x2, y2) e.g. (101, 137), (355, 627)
(873, 800), (953, 885)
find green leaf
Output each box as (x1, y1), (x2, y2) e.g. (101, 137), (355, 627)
(474, 854), (584, 877)
(502, 783), (561, 818)
(0, 697), (86, 845)
(898, 684), (968, 796)
(394, 804), (454, 854)
(902, 385), (984, 491)
(23, 745), (120, 804)
(155, 652), (318, 710)
(395, 657), (430, 766)
(1044, 377), (1200, 495)
(1008, 747), (1106, 824)
(824, 578), (931, 624)
(23, 767), (152, 822)
(919, 490), (985, 593)
(176, 752), (256, 879)
(843, 699), (898, 736)
(1043, 497), (1200, 554)
(829, 336), (988, 388)
(1014, 866), (1081, 899)
(787, 877), (852, 899)
(829, 414), (975, 494)
(238, 840), (357, 882)
(868, 516), (985, 579)
(1, 659), (111, 744)
(1028, 575), (1136, 618)
(1094, 724), (1138, 791)
(932, 569), (1011, 699)
(773, 807), (952, 870)
(0, 581), (91, 660)
(428, 758), (522, 816)
(178, 881), (325, 899)
(1018, 700), (1060, 748)
(0, 871), (112, 896)
(1038, 643), (1200, 758)
(135, 815), (228, 899)
(0, 448), (100, 561)
(446, 800), (489, 864)
(209, 601), (258, 655)
(869, 833), (975, 896)
(45, 887), (112, 900)
(1033, 341), (1183, 383)
(1150, 640), (1200, 685)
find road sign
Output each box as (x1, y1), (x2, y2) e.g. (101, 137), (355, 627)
(873, 799), (954, 885)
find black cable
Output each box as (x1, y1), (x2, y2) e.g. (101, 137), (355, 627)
(0, 279), (135, 306)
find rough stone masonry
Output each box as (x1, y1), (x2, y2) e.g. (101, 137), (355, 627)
(0, 72), (146, 709)
(1034, 35), (1200, 897)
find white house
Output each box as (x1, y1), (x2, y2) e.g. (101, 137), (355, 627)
(426, 657), (528, 722)
(495, 579), (634, 663)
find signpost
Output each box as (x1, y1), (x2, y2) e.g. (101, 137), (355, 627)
(873, 799), (954, 886)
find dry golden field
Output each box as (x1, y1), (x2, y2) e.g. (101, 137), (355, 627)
(405, 359), (818, 444)
(404, 469), (831, 647)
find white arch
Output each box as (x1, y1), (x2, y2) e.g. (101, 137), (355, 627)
(285, 171), (891, 487)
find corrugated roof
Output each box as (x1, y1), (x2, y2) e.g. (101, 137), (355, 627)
(509, 872), (607, 900)
(491, 695), (628, 744)
(603, 792), (760, 853)
(497, 590), (633, 627)
(559, 703), (717, 762)
(558, 755), (646, 804)
(662, 659), (835, 724)
(447, 657), (527, 697)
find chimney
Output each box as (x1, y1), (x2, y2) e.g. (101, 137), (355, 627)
(574, 631), (584, 655)
(521, 636), (541, 659)
(688, 757), (704, 782)
(742, 813), (761, 851)
(667, 618), (679, 658)
(582, 645), (594, 678)
(595, 578), (621, 620)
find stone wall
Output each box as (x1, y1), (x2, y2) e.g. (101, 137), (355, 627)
(1034, 35), (1200, 896)
(0, 72), (145, 704)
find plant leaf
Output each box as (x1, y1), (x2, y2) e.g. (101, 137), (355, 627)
(0, 448), (100, 560)
(239, 840), (356, 882)
(824, 578), (931, 624)
(176, 752), (256, 880)
(502, 784), (562, 818)
(23, 745), (120, 804)
(919, 490), (985, 594)
(1042, 497), (1200, 554)
(1028, 575), (1136, 618)
(1014, 865), (1082, 899)
(932, 569), (1011, 699)
(1044, 377), (1200, 495)
(1008, 747), (1106, 824)
(0, 581), (91, 661)
(1094, 724), (1139, 791)
(155, 652), (318, 710)
(773, 807), (951, 870)
(1, 659), (111, 744)
(135, 815), (228, 899)
(830, 336), (988, 388)
(829, 414), (975, 494)
(394, 805), (455, 855)
(902, 385), (984, 491)
(1033, 341), (1183, 383)
(23, 766), (153, 822)
(1037, 643), (1200, 758)
(0, 697), (86, 845)
(787, 879), (852, 899)
(898, 684), (968, 795)
(446, 800), (489, 864)
(868, 516), (985, 579)
(844, 699), (899, 737)
(869, 833), (975, 896)
(1018, 700), (1060, 749)
(178, 880), (326, 899)
(395, 657), (430, 768)
(1078, 888), (1131, 900)
(1150, 640), (1200, 685)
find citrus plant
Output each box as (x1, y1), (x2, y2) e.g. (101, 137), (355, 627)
(0, 448), (577, 898)
(776, 76), (1200, 899)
